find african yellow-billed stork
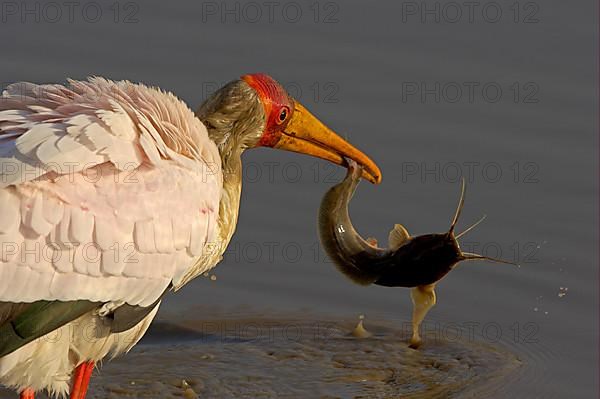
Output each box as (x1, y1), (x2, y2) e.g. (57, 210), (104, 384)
(0, 74), (381, 398)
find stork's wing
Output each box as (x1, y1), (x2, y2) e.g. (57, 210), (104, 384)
(0, 292), (167, 357)
(0, 300), (99, 357)
(0, 78), (223, 307)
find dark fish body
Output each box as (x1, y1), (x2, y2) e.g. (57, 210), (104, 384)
(318, 163), (462, 288)
(317, 164), (388, 285)
(373, 234), (459, 287)
(319, 162), (515, 348)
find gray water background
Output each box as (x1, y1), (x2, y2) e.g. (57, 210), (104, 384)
(0, 0), (597, 397)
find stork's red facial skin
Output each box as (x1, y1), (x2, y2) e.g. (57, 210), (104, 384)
(241, 74), (293, 147)
(241, 73), (382, 184)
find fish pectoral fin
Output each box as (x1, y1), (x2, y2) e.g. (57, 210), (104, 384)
(366, 237), (378, 247)
(388, 224), (410, 249)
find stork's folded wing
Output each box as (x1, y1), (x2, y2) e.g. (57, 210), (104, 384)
(0, 79), (223, 307)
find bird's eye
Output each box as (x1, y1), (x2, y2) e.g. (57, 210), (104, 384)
(277, 107), (289, 124)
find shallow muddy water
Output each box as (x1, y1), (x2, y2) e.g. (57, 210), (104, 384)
(11, 312), (523, 398)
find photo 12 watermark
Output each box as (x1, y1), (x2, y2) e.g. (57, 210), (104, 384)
(400, 1), (540, 24)
(33, 317), (541, 347)
(200, 1), (340, 24)
(200, 80), (341, 104)
(400, 81), (540, 104)
(401, 320), (540, 345)
(221, 239), (542, 266)
(0, 238), (543, 269)
(0, 158), (347, 186)
(399, 161), (540, 184)
(0, 1), (140, 24)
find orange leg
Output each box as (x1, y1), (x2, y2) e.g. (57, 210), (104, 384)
(19, 388), (34, 399)
(70, 361), (95, 399)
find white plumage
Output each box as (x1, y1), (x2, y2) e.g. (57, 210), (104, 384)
(0, 78), (227, 395)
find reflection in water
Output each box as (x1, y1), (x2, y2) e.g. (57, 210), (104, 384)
(33, 315), (521, 399)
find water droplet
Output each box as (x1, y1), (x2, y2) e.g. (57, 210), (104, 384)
(352, 315), (372, 338)
(558, 287), (568, 298)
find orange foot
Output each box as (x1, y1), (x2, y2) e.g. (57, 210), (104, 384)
(20, 388), (34, 399)
(70, 361), (95, 399)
